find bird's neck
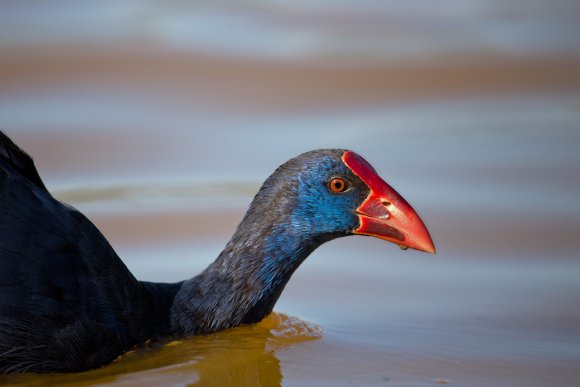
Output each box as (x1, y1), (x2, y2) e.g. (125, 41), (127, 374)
(170, 203), (340, 335)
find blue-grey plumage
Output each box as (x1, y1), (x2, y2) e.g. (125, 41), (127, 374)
(170, 150), (369, 335)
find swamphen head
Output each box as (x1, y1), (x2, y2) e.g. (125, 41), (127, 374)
(251, 149), (435, 254)
(173, 149), (435, 335)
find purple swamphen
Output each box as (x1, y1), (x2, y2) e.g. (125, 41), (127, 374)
(0, 131), (434, 373)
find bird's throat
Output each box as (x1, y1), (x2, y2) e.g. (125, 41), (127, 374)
(169, 159), (353, 336)
(170, 217), (335, 336)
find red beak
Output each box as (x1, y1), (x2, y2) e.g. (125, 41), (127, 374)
(343, 151), (436, 254)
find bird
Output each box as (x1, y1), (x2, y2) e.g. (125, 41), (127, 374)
(0, 130), (434, 374)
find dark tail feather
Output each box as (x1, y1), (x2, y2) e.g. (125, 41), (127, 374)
(0, 130), (47, 192)
(0, 317), (123, 374)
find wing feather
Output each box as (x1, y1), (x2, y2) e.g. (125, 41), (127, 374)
(0, 132), (153, 348)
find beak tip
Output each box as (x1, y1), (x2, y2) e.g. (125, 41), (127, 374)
(406, 226), (436, 254)
(413, 241), (436, 254)
(426, 245), (437, 255)
(419, 235), (437, 255)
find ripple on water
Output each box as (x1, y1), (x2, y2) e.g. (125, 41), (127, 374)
(1, 313), (322, 387)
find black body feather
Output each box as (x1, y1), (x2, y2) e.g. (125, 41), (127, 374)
(0, 132), (165, 372)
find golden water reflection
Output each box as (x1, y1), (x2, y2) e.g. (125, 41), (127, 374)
(3, 313), (321, 387)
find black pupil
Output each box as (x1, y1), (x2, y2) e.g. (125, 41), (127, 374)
(333, 180), (343, 190)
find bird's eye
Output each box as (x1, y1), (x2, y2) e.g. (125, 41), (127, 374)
(328, 177), (348, 193)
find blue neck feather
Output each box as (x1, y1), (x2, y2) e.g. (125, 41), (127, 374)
(169, 150), (364, 336)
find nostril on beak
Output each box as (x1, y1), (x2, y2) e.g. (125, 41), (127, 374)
(381, 200), (391, 207)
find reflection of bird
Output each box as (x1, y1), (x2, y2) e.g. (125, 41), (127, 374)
(116, 313), (313, 387)
(0, 130), (434, 373)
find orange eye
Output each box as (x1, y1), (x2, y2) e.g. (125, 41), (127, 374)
(329, 177), (348, 193)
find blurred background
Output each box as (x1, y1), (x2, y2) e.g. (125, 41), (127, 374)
(1, 1), (580, 386)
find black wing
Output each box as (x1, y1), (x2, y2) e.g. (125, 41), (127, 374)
(0, 131), (47, 192)
(0, 131), (153, 349)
